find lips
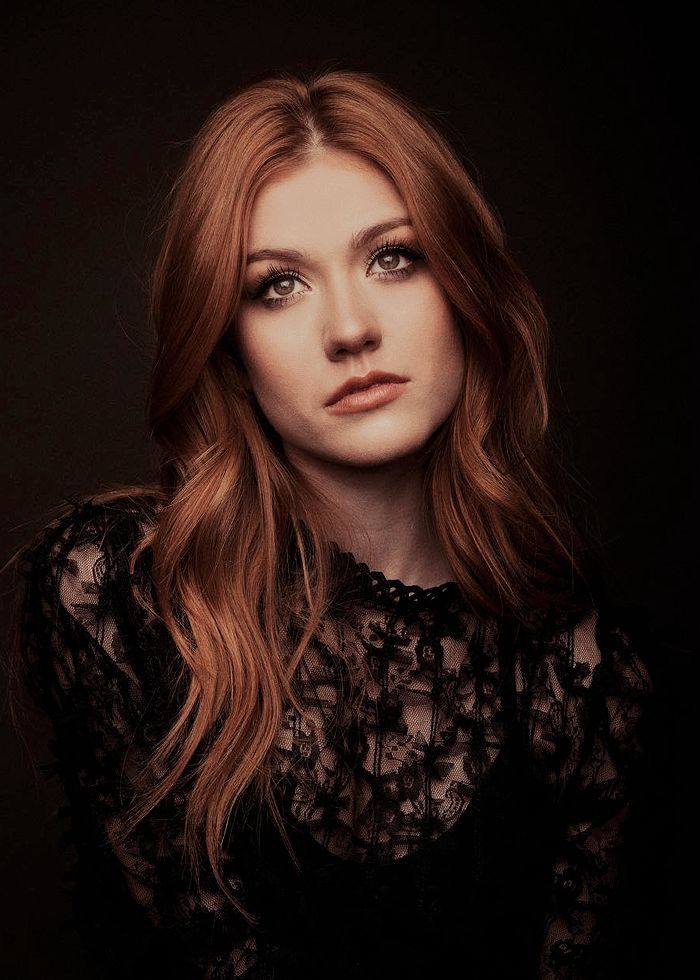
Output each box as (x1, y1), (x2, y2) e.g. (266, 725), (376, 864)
(325, 370), (409, 407)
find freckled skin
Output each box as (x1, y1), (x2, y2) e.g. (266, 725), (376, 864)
(235, 148), (465, 474)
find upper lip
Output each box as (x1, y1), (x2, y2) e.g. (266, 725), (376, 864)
(325, 370), (409, 406)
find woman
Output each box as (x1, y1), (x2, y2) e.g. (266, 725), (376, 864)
(8, 68), (654, 979)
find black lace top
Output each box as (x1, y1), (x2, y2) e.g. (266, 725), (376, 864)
(15, 496), (655, 979)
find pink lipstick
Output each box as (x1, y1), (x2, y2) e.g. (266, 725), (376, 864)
(325, 380), (408, 414)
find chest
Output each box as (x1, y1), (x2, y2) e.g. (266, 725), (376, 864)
(234, 616), (557, 978)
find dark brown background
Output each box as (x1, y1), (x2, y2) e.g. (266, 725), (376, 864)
(2, 1), (695, 976)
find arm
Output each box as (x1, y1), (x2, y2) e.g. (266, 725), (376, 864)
(518, 607), (654, 979)
(16, 499), (271, 979)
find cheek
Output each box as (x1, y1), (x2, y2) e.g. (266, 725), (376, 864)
(238, 324), (283, 385)
(242, 333), (311, 408)
(422, 320), (465, 414)
(407, 302), (465, 382)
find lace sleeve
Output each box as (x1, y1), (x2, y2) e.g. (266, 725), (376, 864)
(16, 498), (271, 980)
(518, 606), (654, 979)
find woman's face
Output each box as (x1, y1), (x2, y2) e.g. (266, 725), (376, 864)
(235, 148), (465, 472)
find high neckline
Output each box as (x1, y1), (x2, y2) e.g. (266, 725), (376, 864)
(330, 543), (470, 615)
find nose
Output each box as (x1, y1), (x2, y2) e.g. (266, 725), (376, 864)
(322, 275), (381, 360)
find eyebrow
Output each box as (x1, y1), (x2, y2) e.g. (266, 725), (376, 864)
(245, 217), (413, 266)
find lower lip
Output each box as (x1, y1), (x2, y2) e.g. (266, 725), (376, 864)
(326, 381), (408, 414)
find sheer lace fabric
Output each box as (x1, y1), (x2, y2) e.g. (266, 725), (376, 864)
(16, 497), (654, 979)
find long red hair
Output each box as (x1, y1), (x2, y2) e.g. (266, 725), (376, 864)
(6, 67), (607, 925)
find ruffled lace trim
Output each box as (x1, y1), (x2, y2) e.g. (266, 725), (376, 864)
(330, 544), (470, 616)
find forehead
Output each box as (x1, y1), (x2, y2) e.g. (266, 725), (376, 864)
(247, 150), (406, 247)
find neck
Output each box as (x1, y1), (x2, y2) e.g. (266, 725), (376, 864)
(286, 446), (454, 589)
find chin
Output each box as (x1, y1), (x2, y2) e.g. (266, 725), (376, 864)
(328, 433), (433, 468)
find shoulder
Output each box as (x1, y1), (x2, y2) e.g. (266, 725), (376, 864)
(16, 492), (171, 721)
(18, 492), (161, 604)
(16, 491), (165, 665)
(517, 598), (655, 700)
(19, 492), (161, 570)
(515, 599), (655, 782)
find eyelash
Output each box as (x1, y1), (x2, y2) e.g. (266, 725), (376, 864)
(248, 236), (424, 309)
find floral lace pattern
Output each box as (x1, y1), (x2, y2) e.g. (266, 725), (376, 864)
(276, 564), (505, 864)
(15, 496), (654, 979)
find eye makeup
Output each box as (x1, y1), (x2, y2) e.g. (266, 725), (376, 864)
(246, 236), (425, 309)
